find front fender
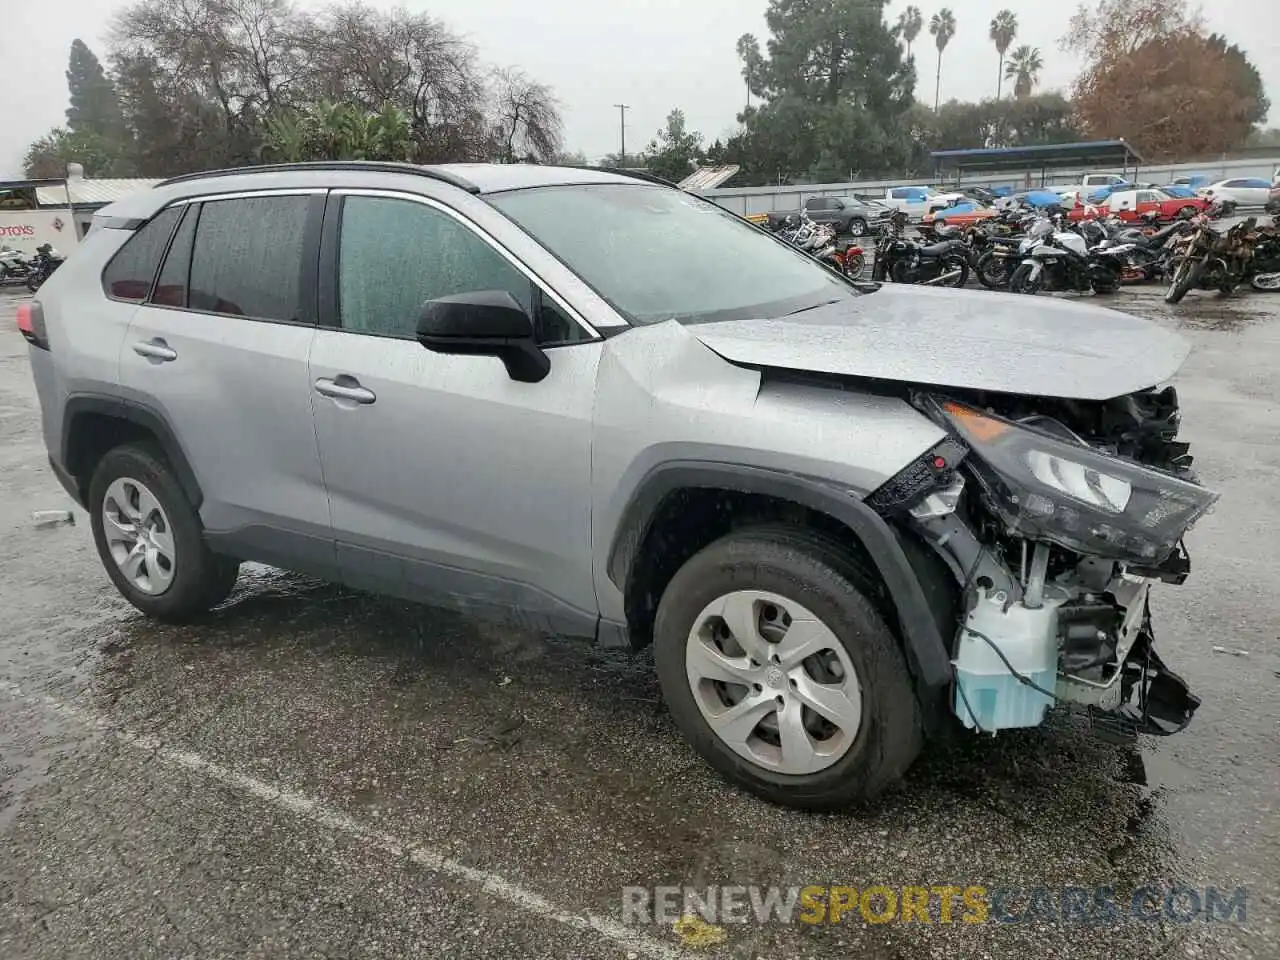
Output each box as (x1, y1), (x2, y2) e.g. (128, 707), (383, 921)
(605, 461), (954, 690)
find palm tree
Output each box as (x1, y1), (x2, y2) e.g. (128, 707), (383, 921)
(1005, 45), (1044, 99)
(929, 8), (956, 111)
(989, 10), (1018, 99)
(897, 6), (923, 60)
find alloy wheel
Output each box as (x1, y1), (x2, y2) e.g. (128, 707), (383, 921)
(685, 590), (862, 775)
(101, 477), (176, 595)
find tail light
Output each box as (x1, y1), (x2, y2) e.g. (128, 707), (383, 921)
(16, 301), (49, 350)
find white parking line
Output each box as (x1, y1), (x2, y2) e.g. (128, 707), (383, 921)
(2, 682), (687, 960)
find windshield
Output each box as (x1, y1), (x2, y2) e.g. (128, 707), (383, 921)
(487, 183), (857, 325)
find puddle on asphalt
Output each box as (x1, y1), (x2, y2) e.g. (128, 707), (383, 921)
(1119, 291), (1276, 332)
(72, 563), (1194, 903)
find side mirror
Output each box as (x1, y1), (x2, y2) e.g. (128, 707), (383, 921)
(416, 290), (549, 383)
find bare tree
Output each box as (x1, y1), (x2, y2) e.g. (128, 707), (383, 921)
(491, 68), (563, 162)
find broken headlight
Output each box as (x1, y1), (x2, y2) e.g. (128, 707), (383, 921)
(925, 397), (1218, 564)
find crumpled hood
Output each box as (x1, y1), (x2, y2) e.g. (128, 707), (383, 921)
(690, 284), (1190, 401)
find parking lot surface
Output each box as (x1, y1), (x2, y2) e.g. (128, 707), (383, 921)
(1, 283), (1278, 959)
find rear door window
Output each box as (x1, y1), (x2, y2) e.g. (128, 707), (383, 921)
(101, 206), (182, 302)
(187, 195), (310, 321)
(151, 205), (198, 307)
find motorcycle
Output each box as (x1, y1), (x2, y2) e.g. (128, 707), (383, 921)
(25, 250), (65, 293)
(1247, 225), (1280, 292)
(0, 247), (33, 285)
(775, 216), (865, 279)
(1091, 215), (1193, 284)
(1007, 218), (1123, 296)
(870, 222), (969, 287)
(1163, 216), (1258, 304)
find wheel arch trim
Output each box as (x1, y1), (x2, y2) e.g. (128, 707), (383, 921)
(605, 461), (953, 689)
(62, 394), (204, 510)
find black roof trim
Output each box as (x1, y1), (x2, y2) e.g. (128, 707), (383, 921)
(584, 167), (680, 188)
(154, 161), (481, 194)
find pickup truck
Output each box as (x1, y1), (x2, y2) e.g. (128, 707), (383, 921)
(1067, 187), (1209, 223)
(869, 186), (966, 219)
(764, 195), (895, 237)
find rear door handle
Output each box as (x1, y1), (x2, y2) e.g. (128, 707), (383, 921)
(133, 339), (177, 362)
(314, 377), (376, 405)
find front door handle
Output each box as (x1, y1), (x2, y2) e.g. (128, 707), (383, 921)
(133, 339), (177, 362)
(314, 377), (376, 405)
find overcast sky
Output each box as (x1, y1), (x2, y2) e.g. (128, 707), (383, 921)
(2, 0), (1276, 178)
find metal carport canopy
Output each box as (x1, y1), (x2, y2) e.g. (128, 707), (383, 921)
(930, 139), (1145, 174)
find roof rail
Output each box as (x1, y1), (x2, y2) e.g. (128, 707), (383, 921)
(585, 167), (679, 188)
(154, 161), (481, 194)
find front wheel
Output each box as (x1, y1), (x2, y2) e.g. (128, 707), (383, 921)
(26, 272), (41, 293)
(843, 251), (866, 279)
(975, 251), (1012, 289)
(1250, 271), (1280, 292)
(652, 526), (922, 810)
(847, 218), (867, 237)
(1164, 258), (1205, 304)
(89, 443), (240, 622)
(1008, 262), (1041, 295)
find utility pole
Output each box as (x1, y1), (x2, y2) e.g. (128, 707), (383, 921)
(613, 104), (630, 165)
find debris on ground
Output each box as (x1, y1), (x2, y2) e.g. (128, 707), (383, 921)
(31, 510), (75, 528)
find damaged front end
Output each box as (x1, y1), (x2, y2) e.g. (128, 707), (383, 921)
(869, 385), (1216, 742)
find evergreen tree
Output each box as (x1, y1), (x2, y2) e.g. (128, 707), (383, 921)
(65, 39), (128, 144)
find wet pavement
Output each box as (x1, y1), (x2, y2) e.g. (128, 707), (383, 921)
(1, 283), (1278, 959)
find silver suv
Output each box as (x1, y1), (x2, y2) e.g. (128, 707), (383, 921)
(21, 162), (1217, 809)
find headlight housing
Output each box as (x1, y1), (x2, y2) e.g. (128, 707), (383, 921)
(925, 397), (1218, 563)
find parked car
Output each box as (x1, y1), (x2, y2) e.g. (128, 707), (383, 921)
(995, 190), (1068, 212)
(1052, 173), (1129, 194)
(1069, 187), (1209, 223)
(872, 186), (965, 219)
(1171, 175), (1211, 191)
(20, 161), (1216, 810)
(1267, 184), (1280, 215)
(766, 195), (894, 237)
(1156, 185), (1198, 199)
(1200, 178), (1273, 206)
(922, 199), (998, 228)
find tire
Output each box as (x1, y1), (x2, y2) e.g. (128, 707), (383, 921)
(843, 252), (866, 279)
(847, 218), (867, 237)
(652, 525), (923, 810)
(26, 273), (41, 293)
(935, 255), (969, 288)
(1090, 262), (1121, 294)
(1178, 206), (1197, 220)
(1164, 258), (1205, 304)
(88, 443), (240, 622)
(1250, 272), (1280, 292)
(975, 251), (1012, 289)
(1008, 262), (1040, 295)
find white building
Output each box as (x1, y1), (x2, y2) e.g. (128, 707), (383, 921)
(0, 163), (159, 255)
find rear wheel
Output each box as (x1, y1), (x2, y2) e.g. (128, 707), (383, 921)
(89, 443), (240, 622)
(1164, 258), (1205, 304)
(1009, 262), (1041, 295)
(934, 254), (969, 288)
(1250, 272), (1280, 292)
(1178, 205), (1198, 219)
(847, 218), (867, 237)
(653, 526), (922, 809)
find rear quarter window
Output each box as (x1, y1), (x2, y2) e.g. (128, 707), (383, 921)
(100, 206), (183, 302)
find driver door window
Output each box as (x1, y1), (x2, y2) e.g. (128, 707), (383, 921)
(336, 195), (587, 346)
